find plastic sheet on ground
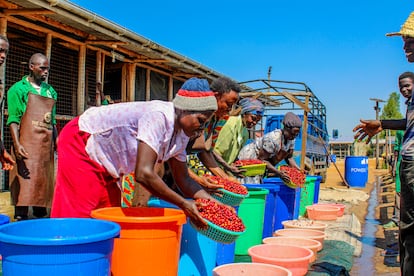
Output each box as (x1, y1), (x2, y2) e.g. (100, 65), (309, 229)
(307, 240), (354, 276)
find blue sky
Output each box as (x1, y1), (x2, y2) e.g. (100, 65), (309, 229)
(71, 0), (414, 138)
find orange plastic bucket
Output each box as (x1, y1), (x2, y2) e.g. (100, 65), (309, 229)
(91, 207), (186, 276)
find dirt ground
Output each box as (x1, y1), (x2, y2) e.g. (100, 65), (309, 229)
(322, 158), (399, 275)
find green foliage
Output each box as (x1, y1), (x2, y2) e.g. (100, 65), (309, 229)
(379, 92), (403, 137)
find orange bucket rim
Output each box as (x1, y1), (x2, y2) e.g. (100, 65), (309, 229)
(91, 207), (187, 225)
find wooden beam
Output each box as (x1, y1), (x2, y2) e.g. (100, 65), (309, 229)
(85, 40), (128, 46)
(133, 59), (167, 63)
(2, 8), (55, 16)
(7, 15), (82, 45)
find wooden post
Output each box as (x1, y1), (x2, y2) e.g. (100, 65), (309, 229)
(300, 95), (310, 171)
(121, 63), (127, 102)
(0, 17), (6, 190)
(145, 68), (151, 101)
(77, 45), (86, 114)
(127, 63), (136, 102)
(168, 75), (173, 101)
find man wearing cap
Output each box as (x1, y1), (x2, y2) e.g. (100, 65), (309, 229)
(51, 77), (218, 229)
(238, 112), (302, 184)
(213, 97), (264, 176)
(353, 12), (414, 275)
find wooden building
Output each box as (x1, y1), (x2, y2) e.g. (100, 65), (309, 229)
(0, 0), (231, 188)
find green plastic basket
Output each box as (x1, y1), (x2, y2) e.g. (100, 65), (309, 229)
(283, 179), (297, 189)
(191, 219), (245, 244)
(212, 188), (249, 206)
(240, 163), (266, 177)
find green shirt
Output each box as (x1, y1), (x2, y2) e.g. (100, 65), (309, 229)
(7, 76), (57, 126)
(394, 130), (404, 152)
(213, 115), (248, 164)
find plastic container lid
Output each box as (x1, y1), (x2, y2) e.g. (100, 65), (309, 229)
(0, 218), (120, 246)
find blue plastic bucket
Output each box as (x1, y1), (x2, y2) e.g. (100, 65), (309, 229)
(311, 175), (323, 204)
(244, 184), (280, 239)
(148, 198), (218, 276)
(263, 178), (301, 231)
(0, 214), (9, 225)
(216, 206), (239, 266)
(0, 218), (120, 276)
(345, 156), (369, 188)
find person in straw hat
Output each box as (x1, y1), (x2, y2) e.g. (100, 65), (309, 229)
(51, 77), (220, 229)
(353, 12), (414, 275)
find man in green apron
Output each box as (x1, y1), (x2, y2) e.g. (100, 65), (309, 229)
(7, 53), (57, 221)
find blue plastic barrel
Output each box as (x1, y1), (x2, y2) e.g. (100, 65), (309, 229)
(244, 184), (280, 239)
(345, 156), (369, 188)
(148, 197), (218, 276)
(0, 218), (120, 276)
(263, 177), (301, 231)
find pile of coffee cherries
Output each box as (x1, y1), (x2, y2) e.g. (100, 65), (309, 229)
(233, 159), (264, 166)
(196, 198), (245, 232)
(280, 166), (306, 188)
(206, 175), (248, 195)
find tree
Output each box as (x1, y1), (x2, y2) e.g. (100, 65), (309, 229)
(380, 91), (403, 137)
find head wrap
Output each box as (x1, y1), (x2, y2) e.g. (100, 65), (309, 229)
(173, 77), (218, 111)
(282, 112), (302, 128)
(240, 98), (264, 115)
(386, 12), (414, 37)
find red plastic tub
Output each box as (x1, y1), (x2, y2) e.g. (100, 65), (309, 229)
(306, 205), (340, 221)
(263, 236), (321, 262)
(213, 262), (292, 276)
(316, 203), (346, 217)
(273, 228), (325, 250)
(248, 244), (313, 276)
(282, 219), (327, 232)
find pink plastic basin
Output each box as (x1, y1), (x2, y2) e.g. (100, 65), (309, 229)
(263, 236), (322, 262)
(306, 205), (340, 221)
(316, 203), (346, 217)
(213, 262), (292, 276)
(273, 229), (325, 250)
(282, 220), (327, 232)
(248, 244), (313, 276)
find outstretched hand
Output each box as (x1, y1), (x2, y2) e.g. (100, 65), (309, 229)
(198, 175), (224, 197)
(183, 199), (208, 229)
(0, 150), (15, 170)
(227, 165), (246, 178)
(353, 119), (382, 144)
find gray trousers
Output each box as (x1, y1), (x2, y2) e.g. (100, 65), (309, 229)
(399, 159), (414, 275)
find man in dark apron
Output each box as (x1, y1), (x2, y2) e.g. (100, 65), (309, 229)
(7, 53), (57, 221)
